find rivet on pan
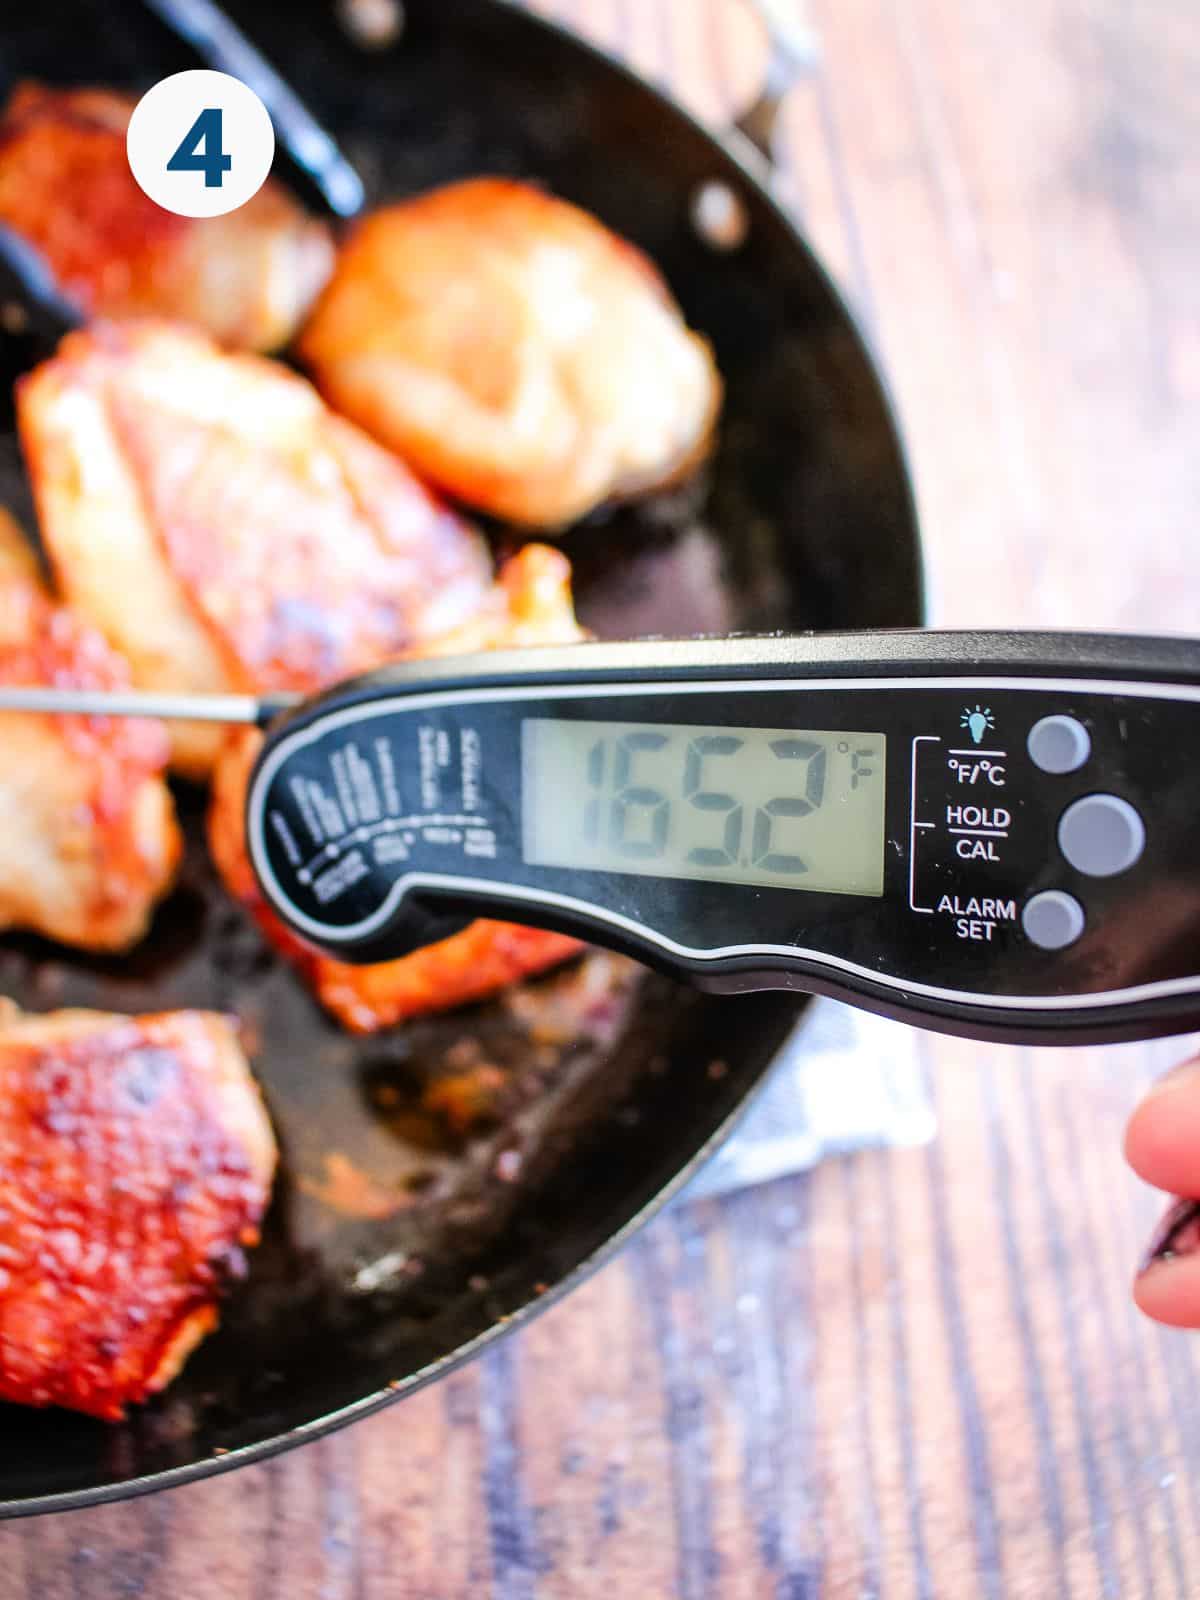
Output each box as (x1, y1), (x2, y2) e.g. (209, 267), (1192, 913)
(337, 0), (406, 51)
(691, 180), (750, 252)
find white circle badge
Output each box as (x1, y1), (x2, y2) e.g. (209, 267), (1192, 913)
(126, 69), (275, 219)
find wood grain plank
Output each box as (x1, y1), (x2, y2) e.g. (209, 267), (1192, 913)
(346, 1374), (493, 1598)
(980, 1053), (1105, 1600)
(711, 1184), (822, 1591)
(805, 1155), (900, 1600)
(558, 0), (768, 125)
(512, 1255), (680, 1599)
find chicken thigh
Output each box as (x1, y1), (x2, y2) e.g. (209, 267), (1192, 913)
(299, 179), (722, 528)
(0, 1005), (275, 1420)
(18, 321), (493, 777)
(0, 83), (332, 352)
(0, 510), (179, 951)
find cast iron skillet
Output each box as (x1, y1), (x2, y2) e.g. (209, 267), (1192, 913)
(0, 0), (921, 1515)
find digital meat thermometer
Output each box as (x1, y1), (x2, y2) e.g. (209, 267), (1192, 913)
(4, 629), (1200, 1045)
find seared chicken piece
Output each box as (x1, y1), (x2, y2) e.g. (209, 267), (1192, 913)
(400, 535), (594, 658)
(0, 504), (47, 637)
(0, 1005), (275, 1421)
(209, 546), (585, 1032)
(18, 321), (493, 777)
(0, 83), (332, 352)
(299, 178), (723, 528)
(0, 510), (179, 951)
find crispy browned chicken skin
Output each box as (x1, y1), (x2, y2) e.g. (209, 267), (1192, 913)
(209, 546), (585, 1032)
(0, 1006), (275, 1421)
(0, 84), (333, 352)
(299, 178), (723, 528)
(0, 510), (179, 951)
(18, 320), (493, 777)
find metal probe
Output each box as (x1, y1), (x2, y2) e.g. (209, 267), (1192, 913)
(0, 687), (298, 725)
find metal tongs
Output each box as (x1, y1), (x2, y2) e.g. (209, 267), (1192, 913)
(0, 5), (369, 721)
(138, 0), (366, 218)
(0, 0), (370, 347)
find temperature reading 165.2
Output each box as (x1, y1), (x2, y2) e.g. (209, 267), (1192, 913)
(583, 730), (831, 875)
(523, 718), (887, 898)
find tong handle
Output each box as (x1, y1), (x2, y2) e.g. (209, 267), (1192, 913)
(139, 0), (366, 217)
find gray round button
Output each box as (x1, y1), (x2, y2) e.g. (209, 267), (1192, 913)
(1028, 714), (1091, 774)
(1022, 890), (1086, 951)
(1058, 793), (1146, 877)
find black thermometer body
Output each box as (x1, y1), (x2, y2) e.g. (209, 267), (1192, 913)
(246, 631), (1200, 1046)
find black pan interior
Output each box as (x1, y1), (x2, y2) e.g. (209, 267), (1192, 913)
(0, 0), (921, 1515)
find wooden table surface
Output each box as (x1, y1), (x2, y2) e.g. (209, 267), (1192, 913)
(5, 0), (1200, 1594)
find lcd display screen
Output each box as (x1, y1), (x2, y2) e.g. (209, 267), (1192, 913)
(522, 718), (886, 896)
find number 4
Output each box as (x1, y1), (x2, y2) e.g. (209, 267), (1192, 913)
(167, 108), (232, 188)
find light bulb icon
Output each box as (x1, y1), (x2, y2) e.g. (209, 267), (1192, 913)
(961, 705), (995, 745)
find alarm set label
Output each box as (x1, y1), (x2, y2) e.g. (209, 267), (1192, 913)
(937, 895), (1017, 942)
